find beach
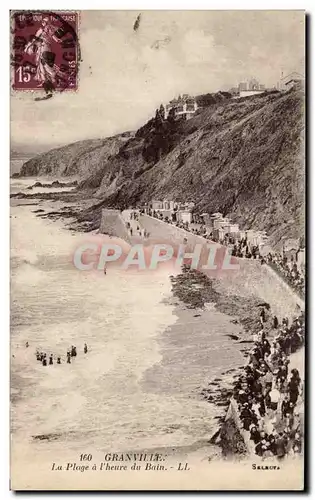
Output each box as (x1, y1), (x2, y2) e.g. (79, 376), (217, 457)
(10, 178), (250, 486)
(10, 176), (305, 490)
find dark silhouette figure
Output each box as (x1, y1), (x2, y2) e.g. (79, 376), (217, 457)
(49, 355), (53, 365)
(84, 343), (88, 354)
(133, 13), (141, 32)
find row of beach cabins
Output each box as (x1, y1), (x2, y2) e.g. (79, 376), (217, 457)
(139, 199), (305, 296)
(142, 199), (269, 250)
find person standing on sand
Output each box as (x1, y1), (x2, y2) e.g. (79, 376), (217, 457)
(49, 354), (53, 365)
(67, 351), (71, 364)
(42, 355), (47, 366)
(57, 357), (61, 364)
(84, 343), (88, 354)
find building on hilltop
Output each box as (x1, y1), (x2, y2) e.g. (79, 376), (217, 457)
(238, 82), (248, 92)
(248, 78), (260, 91)
(279, 72), (304, 91)
(165, 94), (198, 120)
(232, 78), (266, 99)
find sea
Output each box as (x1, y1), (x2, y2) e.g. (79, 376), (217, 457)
(10, 160), (246, 475)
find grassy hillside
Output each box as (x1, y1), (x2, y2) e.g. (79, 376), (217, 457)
(19, 89), (304, 246)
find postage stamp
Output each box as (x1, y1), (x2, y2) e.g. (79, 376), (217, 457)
(11, 11), (79, 95)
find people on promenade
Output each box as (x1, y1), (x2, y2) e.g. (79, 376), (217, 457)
(233, 309), (304, 460)
(266, 252), (304, 296)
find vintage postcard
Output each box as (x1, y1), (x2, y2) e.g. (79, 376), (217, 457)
(10, 10), (305, 491)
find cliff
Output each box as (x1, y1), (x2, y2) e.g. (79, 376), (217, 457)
(19, 133), (133, 178)
(19, 89), (304, 246)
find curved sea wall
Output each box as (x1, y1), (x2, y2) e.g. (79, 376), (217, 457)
(99, 209), (131, 243)
(139, 214), (303, 319)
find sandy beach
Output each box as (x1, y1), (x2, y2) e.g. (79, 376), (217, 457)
(10, 175), (305, 490)
(10, 179), (250, 488)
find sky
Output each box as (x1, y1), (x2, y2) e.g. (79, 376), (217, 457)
(11, 10), (305, 151)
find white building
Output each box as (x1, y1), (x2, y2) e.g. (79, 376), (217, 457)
(150, 200), (175, 211)
(165, 94), (198, 120)
(213, 228), (226, 241)
(213, 218), (230, 230)
(245, 229), (267, 246)
(207, 212), (223, 228)
(280, 72), (304, 91)
(227, 222), (239, 234)
(176, 210), (192, 224)
(237, 230), (246, 240)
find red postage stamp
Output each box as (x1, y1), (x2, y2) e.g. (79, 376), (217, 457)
(11, 11), (79, 96)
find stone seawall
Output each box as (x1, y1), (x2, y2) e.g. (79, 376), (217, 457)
(139, 214), (209, 249)
(139, 214), (303, 320)
(99, 209), (131, 243)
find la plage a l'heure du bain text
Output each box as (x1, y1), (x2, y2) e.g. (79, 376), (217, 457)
(51, 453), (190, 472)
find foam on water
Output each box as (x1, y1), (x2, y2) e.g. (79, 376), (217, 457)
(11, 178), (235, 465)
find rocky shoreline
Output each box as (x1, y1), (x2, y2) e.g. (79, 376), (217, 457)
(10, 187), (103, 232)
(26, 180), (78, 190)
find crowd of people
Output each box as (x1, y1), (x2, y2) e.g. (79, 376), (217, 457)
(125, 212), (150, 238)
(33, 343), (88, 366)
(233, 309), (304, 460)
(262, 252), (305, 297)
